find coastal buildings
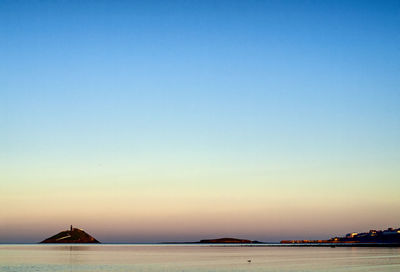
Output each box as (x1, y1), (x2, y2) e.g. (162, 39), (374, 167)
(281, 227), (400, 244)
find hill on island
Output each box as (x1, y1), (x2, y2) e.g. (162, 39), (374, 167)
(40, 226), (100, 243)
(199, 237), (261, 243)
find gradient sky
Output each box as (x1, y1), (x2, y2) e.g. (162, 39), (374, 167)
(1, 0), (400, 243)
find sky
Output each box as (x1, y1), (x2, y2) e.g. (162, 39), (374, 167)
(1, 0), (400, 243)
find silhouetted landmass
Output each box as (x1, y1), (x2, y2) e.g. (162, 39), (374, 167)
(199, 238), (261, 243)
(281, 227), (400, 245)
(162, 237), (263, 244)
(40, 226), (100, 243)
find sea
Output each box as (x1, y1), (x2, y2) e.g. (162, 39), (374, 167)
(0, 244), (399, 272)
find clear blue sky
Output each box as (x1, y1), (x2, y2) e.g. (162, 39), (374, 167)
(1, 0), (399, 243)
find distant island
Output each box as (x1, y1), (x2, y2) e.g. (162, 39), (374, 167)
(281, 227), (400, 245)
(40, 225), (100, 243)
(199, 238), (261, 243)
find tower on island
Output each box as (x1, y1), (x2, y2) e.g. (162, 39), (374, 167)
(70, 225), (73, 231)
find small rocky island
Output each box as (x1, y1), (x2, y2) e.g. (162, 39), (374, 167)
(199, 237), (261, 243)
(40, 226), (100, 243)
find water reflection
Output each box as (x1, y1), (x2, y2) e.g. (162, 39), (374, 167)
(0, 245), (399, 272)
(46, 245), (93, 251)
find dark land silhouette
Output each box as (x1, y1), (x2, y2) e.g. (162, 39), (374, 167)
(281, 227), (400, 245)
(40, 225), (100, 243)
(199, 238), (261, 243)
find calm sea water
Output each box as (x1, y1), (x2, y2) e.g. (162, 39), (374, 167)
(0, 244), (399, 272)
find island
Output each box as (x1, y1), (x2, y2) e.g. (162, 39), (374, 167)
(162, 237), (262, 244)
(199, 237), (261, 243)
(40, 225), (100, 243)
